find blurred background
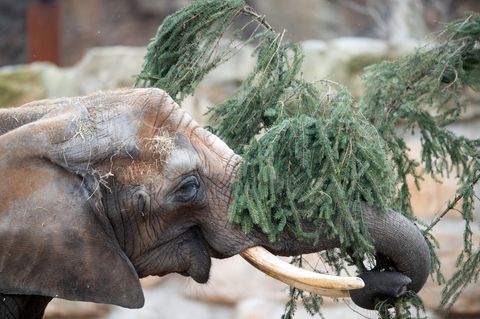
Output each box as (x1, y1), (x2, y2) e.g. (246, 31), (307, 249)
(1, 0), (479, 318)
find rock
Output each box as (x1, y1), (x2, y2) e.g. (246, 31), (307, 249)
(0, 64), (47, 108)
(0, 46), (147, 108)
(0, 46), (145, 108)
(203, 43), (255, 84)
(182, 90), (212, 126)
(330, 37), (390, 57)
(462, 87), (480, 120)
(405, 125), (480, 221)
(43, 46), (146, 98)
(68, 46), (146, 95)
(302, 38), (414, 96)
(408, 166), (462, 220)
(0, 44), (249, 121)
(44, 299), (110, 318)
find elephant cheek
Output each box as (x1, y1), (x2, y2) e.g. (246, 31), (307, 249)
(132, 227), (212, 283)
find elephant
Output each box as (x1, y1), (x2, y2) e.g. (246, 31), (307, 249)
(0, 88), (430, 318)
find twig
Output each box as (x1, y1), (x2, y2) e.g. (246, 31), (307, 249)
(241, 6), (273, 30)
(424, 172), (480, 233)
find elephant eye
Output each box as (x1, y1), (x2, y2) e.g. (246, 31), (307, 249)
(174, 175), (200, 203)
(133, 189), (148, 216)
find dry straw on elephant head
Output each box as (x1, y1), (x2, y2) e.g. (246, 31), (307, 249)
(146, 131), (175, 162)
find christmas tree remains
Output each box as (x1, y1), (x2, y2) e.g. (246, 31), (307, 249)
(137, 1), (480, 318)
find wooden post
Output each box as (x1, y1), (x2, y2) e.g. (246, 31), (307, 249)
(27, 0), (60, 65)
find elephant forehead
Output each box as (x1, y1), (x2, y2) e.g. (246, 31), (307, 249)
(112, 147), (199, 185)
(164, 147), (199, 179)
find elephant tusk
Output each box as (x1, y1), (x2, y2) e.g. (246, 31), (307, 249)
(240, 246), (364, 298)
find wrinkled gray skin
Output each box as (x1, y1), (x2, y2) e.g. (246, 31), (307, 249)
(0, 89), (430, 318)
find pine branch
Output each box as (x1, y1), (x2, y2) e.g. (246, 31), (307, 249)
(241, 6), (273, 30)
(424, 171), (480, 233)
(139, 2), (480, 318)
(359, 13), (480, 315)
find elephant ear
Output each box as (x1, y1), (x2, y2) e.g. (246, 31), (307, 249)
(0, 159), (144, 308)
(0, 90), (160, 308)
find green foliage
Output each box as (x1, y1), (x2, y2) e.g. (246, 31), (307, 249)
(359, 16), (480, 215)
(208, 32), (303, 151)
(358, 14), (480, 310)
(441, 247), (480, 311)
(139, 1), (480, 318)
(282, 256), (325, 319)
(136, 0), (247, 101)
(229, 91), (395, 263)
(376, 293), (427, 319)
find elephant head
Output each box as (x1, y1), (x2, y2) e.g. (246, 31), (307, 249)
(0, 88), (430, 311)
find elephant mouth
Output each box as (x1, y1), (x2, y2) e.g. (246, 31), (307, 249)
(176, 227), (212, 284)
(135, 227), (212, 284)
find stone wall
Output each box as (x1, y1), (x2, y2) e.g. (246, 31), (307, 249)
(0, 40), (479, 319)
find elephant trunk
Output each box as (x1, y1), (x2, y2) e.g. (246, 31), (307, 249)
(349, 205), (430, 309)
(242, 204), (430, 310)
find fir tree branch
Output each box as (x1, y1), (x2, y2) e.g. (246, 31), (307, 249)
(424, 171), (480, 233)
(241, 6), (273, 30)
(140, 2), (480, 318)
